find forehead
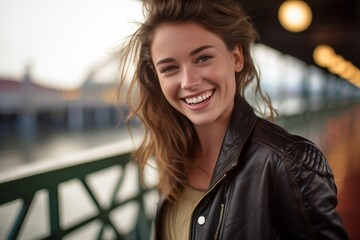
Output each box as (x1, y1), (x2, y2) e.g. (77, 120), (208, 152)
(150, 22), (226, 56)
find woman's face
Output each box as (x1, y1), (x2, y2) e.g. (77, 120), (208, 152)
(151, 22), (243, 126)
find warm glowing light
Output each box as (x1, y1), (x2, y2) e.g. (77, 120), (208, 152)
(328, 55), (345, 75)
(338, 62), (357, 79)
(349, 71), (360, 85)
(313, 45), (336, 67)
(278, 0), (313, 32)
(313, 44), (360, 88)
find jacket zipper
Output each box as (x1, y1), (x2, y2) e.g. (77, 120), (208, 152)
(214, 203), (225, 240)
(189, 173), (228, 240)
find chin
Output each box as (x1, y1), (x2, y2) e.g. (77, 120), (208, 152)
(187, 115), (217, 126)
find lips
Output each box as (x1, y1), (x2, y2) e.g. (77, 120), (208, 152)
(183, 90), (214, 105)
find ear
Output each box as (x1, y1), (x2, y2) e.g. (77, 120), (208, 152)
(233, 44), (244, 72)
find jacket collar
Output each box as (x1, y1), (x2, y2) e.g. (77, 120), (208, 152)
(209, 96), (257, 188)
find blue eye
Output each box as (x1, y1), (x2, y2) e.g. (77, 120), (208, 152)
(160, 65), (178, 73)
(196, 55), (212, 63)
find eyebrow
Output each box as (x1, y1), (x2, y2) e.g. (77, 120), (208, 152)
(155, 45), (214, 66)
(190, 45), (213, 56)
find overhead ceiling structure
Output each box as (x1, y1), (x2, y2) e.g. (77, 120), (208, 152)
(238, 0), (359, 71)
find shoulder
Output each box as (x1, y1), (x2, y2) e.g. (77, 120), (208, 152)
(250, 117), (333, 177)
(248, 120), (347, 239)
(251, 117), (306, 155)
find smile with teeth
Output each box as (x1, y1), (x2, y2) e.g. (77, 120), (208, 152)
(184, 90), (214, 105)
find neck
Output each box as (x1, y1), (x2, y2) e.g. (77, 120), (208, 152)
(194, 99), (233, 158)
(194, 119), (229, 158)
(187, 114), (231, 190)
(188, 99), (235, 190)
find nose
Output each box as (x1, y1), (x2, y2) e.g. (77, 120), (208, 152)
(181, 67), (201, 90)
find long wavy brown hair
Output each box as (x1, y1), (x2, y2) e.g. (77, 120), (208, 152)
(117, 0), (276, 202)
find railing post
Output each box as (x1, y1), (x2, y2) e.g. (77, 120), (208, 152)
(48, 185), (61, 239)
(8, 193), (35, 240)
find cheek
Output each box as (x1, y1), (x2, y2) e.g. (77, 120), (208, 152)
(159, 80), (178, 104)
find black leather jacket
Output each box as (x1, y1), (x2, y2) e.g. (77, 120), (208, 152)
(154, 97), (348, 239)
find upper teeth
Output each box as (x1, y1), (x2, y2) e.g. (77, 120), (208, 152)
(185, 91), (213, 105)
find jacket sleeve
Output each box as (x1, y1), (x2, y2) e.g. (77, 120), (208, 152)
(274, 141), (349, 239)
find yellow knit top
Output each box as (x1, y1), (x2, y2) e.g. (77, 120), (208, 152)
(162, 187), (205, 239)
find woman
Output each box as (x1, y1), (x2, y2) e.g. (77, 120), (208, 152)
(117, 0), (348, 239)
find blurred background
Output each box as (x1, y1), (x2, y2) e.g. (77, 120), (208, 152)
(0, 0), (359, 239)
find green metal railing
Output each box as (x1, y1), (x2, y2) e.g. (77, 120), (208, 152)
(0, 138), (156, 240)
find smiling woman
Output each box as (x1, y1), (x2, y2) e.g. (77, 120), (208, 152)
(116, 0), (349, 239)
(0, 0), (143, 89)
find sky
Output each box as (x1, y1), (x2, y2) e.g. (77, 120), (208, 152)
(0, 0), (143, 89)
